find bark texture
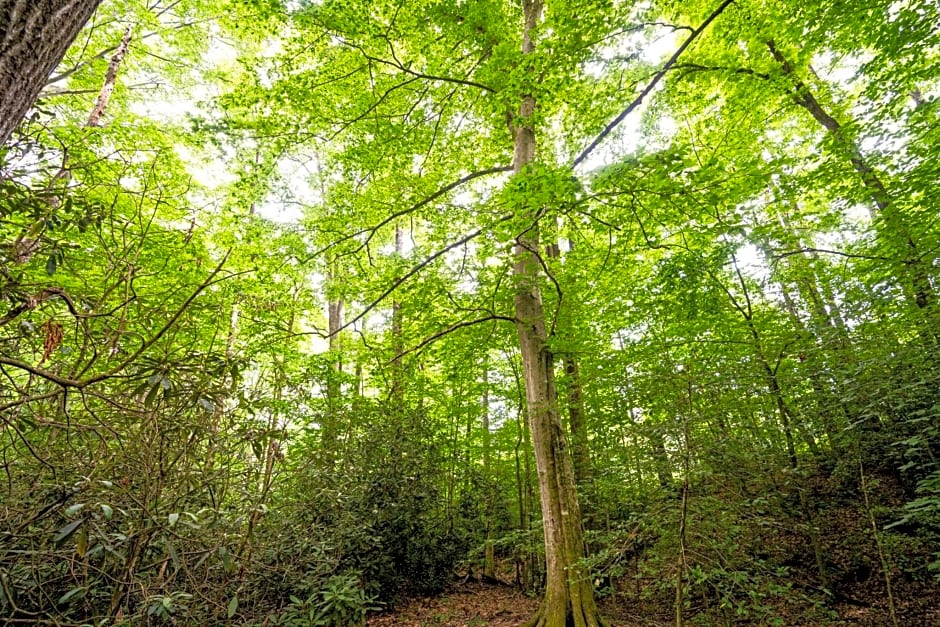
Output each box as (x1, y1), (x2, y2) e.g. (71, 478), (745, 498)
(511, 1), (604, 625)
(320, 263), (344, 467)
(564, 357), (592, 486)
(0, 0), (104, 145)
(86, 25), (132, 127)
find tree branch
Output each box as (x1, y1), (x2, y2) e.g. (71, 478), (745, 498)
(772, 247), (892, 262)
(335, 217), (511, 336)
(0, 252), (233, 390)
(572, 0), (735, 168)
(388, 315), (516, 364)
(309, 165), (512, 259)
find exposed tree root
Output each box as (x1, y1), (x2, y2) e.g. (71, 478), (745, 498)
(522, 603), (611, 627)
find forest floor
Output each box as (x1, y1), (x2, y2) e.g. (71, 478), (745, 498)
(365, 581), (674, 627)
(366, 579), (940, 626)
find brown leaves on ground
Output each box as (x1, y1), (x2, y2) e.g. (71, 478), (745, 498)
(366, 581), (671, 627)
(367, 581), (537, 626)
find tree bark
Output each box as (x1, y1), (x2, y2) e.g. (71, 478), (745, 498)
(564, 357), (592, 486)
(86, 25), (132, 127)
(482, 376), (497, 579)
(391, 221), (405, 408)
(321, 261), (344, 467)
(0, 0), (104, 145)
(511, 2), (604, 625)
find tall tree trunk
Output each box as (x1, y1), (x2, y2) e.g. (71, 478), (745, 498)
(321, 260), (344, 467)
(482, 371), (497, 580)
(563, 358), (592, 486)
(544, 227), (592, 488)
(511, 2), (604, 625)
(0, 0), (104, 145)
(767, 40), (933, 310)
(391, 221), (405, 409)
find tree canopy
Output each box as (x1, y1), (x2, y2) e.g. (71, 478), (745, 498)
(1, 0), (939, 625)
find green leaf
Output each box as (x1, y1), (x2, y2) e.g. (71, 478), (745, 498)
(58, 586), (86, 605)
(227, 595), (239, 618)
(221, 546), (234, 573)
(64, 503), (85, 516)
(45, 253), (57, 275)
(144, 381), (162, 408)
(165, 535), (180, 569)
(168, 512), (180, 527)
(53, 519), (83, 546)
(100, 503), (113, 520)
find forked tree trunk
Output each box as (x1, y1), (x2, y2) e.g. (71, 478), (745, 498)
(0, 0), (104, 145)
(511, 2), (605, 625)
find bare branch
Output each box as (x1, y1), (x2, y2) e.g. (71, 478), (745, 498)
(573, 0), (736, 168)
(389, 315), (515, 363)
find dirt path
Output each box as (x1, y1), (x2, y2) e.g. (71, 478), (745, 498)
(366, 580), (940, 626)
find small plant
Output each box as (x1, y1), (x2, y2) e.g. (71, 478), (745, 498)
(145, 591), (193, 621)
(266, 574), (381, 627)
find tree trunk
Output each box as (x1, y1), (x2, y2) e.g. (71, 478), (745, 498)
(86, 25), (132, 127)
(511, 2), (604, 625)
(767, 40), (933, 310)
(0, 0), (104, 145)
(544, 227), (592, 488)
(564, 357), (592, 486)
(482, 373), (497, 579)
(391, 221), (405, 408)
(321, 261), (344, 467)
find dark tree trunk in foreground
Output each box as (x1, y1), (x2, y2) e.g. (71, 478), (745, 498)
(0, 0), (103, 145)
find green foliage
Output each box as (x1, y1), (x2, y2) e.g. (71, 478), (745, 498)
(279, 420), (469, 601)
(2, 0), (939, 624)
(261, 574), (380, 627)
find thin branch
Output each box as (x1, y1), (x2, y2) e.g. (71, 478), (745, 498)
(0, 357), (83, 388)
(83, 250), (234, 386)
(773, 247), (892, 262)
(335, 217), (510, 336)
(372, 35), (496, 93)
(572, 0), (735, 168)
(0, 390), (63, 415)
(308, 165), (511, 260)
(0, 253), (234, 390)
(730, 250), (753, 320)
(389, 315), (515, 363)
(671, 62), (771, 80)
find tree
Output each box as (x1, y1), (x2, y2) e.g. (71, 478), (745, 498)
(0, 0), (104, 145)
(510, 1), (603, 625)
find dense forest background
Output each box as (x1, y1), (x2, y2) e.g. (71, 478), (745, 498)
(1, 0), (939, 625)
